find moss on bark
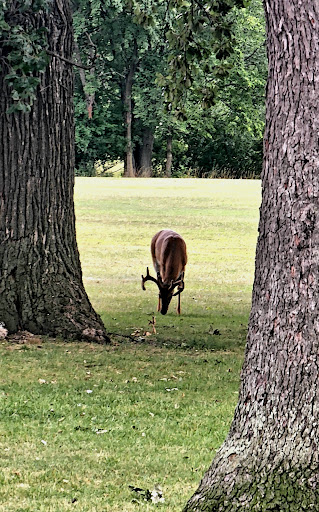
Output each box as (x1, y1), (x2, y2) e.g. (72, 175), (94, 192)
(184, 466), (319, 511)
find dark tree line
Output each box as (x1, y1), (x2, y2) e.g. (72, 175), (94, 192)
(73, 0), (266, 178)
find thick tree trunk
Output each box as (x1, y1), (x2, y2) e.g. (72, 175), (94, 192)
(0, 1), (109, 343)
(135, 127), (154, 177)
(184, 1), (319, 510)
(165, 132), (173, 177)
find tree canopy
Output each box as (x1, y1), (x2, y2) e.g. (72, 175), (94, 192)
(72, 0), (266, 177)
(0, 0), (266, 177)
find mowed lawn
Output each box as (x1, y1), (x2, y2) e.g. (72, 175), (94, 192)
(0, 178), (261, 511)
(75, 178), (261, 351)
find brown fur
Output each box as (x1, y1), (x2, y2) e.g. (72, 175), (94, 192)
(151, 229), (187, 285)
(142, 230), (187, 314)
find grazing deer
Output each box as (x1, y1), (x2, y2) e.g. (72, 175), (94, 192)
(141, 229), (187, 315)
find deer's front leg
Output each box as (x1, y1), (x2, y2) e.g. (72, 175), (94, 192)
(177, 293), (181, 315)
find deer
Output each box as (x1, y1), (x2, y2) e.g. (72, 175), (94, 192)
(141, 229), (187, 315)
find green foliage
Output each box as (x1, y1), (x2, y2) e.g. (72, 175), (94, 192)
(0, 0), (265, 174)
(74, 86), (125, 173)
(153, 0), (266, 177)
(158, 0), (251, 108)
(73, 0), (162, 171)
(73, 0), (265, 177)
(0, 1), (50, 112)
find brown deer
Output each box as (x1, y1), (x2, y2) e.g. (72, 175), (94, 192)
(141, 229), (187, 315)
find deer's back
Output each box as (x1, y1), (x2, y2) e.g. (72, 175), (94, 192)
(151, 230), (187, 284)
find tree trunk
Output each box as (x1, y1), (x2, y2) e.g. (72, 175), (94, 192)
(122, 43), (138, 178)
(0, 1), (109, 343)
(184, 1), (319, 510)
(74, 39), (95, 119)
(135, 127), (154, 177)
(165, 132), (173, 177)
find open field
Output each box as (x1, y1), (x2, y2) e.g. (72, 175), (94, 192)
(0, 178), (261, 511)
(75, 178), (261, 351)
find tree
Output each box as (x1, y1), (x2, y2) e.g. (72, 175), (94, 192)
(73, 0), (257, 178)
(132, 48), (167, 176)
(72, 0), (164, 177)
(184, 0), (319, 510)
(0, 1), (108, 343)
(72, 0), (266, 178)
(156, 0), (266, 178)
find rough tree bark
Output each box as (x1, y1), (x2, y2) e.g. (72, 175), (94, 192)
(184, 1), (319, 510)
(135, 126), (154, 177)
(0, 1), (109, 343)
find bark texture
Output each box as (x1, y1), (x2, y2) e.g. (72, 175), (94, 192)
(135, 126), (154, 177)
(184, 1), (319, 510)
(0, 1), (109, 342)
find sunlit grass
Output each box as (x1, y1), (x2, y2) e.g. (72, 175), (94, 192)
(75, 178), (261, 351)
(0, 342), (242, 511)
(0, 178), (261, 511)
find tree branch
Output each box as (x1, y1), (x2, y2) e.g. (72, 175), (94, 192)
(244, 42), (266, 63)
(46, 50), (92, 70)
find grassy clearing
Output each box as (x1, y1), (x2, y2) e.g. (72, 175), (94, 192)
(1, 178), (261, 511)
(75, 178), (261, 351)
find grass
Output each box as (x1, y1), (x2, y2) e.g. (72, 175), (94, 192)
(75, 178), (261, 351)
(0, 342), (242, 511)
(0, 178), (261, 511)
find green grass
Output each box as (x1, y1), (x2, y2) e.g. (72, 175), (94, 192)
(0, 343), (242, 511)
(0, 178), (261, 511)
(75, 178), (260, 351)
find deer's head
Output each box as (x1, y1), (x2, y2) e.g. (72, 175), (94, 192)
(158, 280), (183, 315)
(141, 268), (184, 315)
